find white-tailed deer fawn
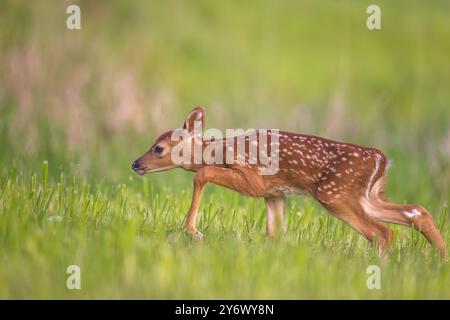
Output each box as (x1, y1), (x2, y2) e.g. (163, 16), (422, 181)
(132, 107), (447, 255)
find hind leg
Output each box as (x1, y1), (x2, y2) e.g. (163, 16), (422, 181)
(363, 198), (447, 254)
(362, 174), (447, 254)
(315, 153), (394, 254)
(317, 192), (394, 255)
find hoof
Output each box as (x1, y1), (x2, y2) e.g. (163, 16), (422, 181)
(195, 230), (205, 240)
(186, 229), (205, 241)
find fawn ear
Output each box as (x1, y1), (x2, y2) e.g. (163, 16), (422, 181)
(183, 107), (206, 133)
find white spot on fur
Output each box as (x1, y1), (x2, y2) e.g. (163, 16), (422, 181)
(403, 208), (421, 218)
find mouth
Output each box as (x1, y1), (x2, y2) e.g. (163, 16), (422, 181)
(133, 167), (148, 176)
(133, 165), (176, 175)
(133, 165), (176, 176)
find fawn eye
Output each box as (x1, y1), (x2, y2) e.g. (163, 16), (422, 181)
(154, 146), (164, 155)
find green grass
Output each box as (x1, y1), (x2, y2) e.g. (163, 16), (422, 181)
(0, 162), (448, 299)
(1, 0), (450, 299)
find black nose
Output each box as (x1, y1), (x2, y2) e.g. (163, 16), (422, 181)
(132, 160), (140, 171)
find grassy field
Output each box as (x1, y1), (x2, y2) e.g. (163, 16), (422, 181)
(1, 162), (449, 299)
(1, 1), (450, 299)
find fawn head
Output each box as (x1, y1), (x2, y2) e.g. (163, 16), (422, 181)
(132, 107), (206, 175)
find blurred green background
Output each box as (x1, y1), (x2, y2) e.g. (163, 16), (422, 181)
(1, 0), (450, 299)
(1, 0), (449, 205)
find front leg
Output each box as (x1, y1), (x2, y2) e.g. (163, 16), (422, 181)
(184, 166), (264, 240)
(265, 196), (285, 238)
(185, 171), (206, 240)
